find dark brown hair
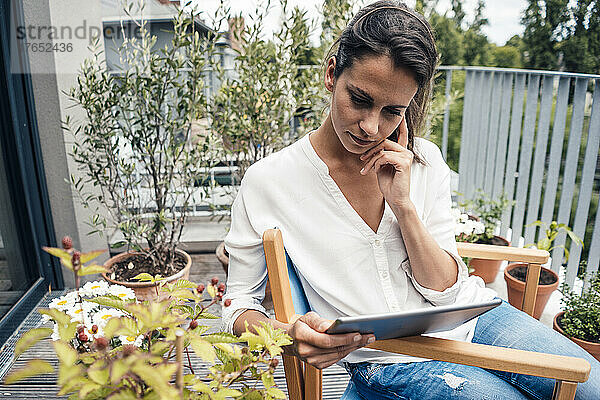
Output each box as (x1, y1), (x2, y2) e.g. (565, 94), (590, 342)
(327, 1), (438, 163)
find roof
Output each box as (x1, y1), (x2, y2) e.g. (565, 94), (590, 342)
(101, 0), (211, 33)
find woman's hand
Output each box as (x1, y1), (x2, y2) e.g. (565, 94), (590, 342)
(285, 311), (375, 370)
(359, 117), (413, 208)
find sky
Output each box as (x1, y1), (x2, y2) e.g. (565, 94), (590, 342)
(192, 0), (528, 46)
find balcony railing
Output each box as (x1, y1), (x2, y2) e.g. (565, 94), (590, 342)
(437, 66), (600, 289)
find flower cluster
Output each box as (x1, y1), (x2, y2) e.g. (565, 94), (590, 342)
(45, 281), (139, 348)
(452, 208), (486, 243)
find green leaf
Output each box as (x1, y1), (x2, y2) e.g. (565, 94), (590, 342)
(190, 337), (216, 362)
(80, 249), (106, 264)
(197, 312), (220, 320)
(14, 327), (52, 358)
(4, 360), (54, 384)
(168, 288), (196, 300)
(261, 372), (275, 388)
(172, 279), (196, 289)
(265, 387), (286, 399)
(43, 247), (73, 270)
(103, 317), (122, 339)
(79, 381), (102, 398)
(110, 360), (130, 384)
(39, 308), (71, 325)
(215, 388), (242, 398)
(85, 296), (131, 312)
(150, 341), (172, 356)
(78, 263), (109, 276)
(537, 237), (551, 251)
(207, 284), (216, 298)
(202, 332), (239, 344)
(88, 360), (109, 385)
(133, 273), (154, 282)
(131, 363), (179, 399)
(107, 389), (139, 400)
(54, 340), (78, 365)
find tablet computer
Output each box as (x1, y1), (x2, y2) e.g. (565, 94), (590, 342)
(325, 298), (502, 340)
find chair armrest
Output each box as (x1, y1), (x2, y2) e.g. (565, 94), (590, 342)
(366, 336), (590, 383)
(457, 242), (549, 264)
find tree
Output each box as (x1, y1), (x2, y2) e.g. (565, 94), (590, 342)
(521, 0), (570, 70)
(561, 0), (600, 73)
(429, 11), (464, 65)
(462, 0), (492, 66)
(493, 45), (523, 68)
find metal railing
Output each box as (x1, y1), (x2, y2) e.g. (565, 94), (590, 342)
(437, 66), (600, 288)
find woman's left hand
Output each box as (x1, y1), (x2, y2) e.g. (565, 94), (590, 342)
(359, 117), (413, 208)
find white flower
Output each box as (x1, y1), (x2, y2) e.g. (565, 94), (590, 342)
(92, 308), (125, 328)
(81, 280), (110, 297)
(49, 294), (76, 311)
(108, 284), (136, 301)
(66, 301), (96, 322)
(118, 334), (143, 347)
(51, 324), (60, 341)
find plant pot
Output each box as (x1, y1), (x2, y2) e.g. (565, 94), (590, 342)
(469, 236), (510, 284)
(216, 242), (273, 308)
(504, 262), (559, 320)
(553, 311), (600, 362)
(102, 249), (192, 301)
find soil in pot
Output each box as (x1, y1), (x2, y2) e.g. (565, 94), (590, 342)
(507, 266), (558, 285)
(504, 263), (559, 320)
(468, 236), (509, 284)
(553, 312), (600, 362)
(110, 252), (187, 282)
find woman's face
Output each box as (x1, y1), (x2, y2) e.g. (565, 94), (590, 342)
(325, 54), (419, 154)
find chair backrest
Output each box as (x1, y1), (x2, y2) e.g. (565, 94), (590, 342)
(285, 250), (312, 316)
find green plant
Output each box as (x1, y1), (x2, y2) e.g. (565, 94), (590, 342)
(559, 271), (600, 343)
(5, 238), (291, 399)
(209, 0), (309, 186)
(457, 189), (513, 243)
(526, 220), (583, 261)
(64, 0), (219, 275)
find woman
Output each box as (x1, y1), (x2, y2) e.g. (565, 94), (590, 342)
(222, 1), (600, 398)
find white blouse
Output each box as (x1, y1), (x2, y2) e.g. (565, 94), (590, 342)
(222, 133), (496, 364)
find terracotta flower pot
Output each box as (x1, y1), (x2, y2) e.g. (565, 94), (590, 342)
(504, 262), (559, 320)
(102, 249), (192, 301)
(553, 311), (600, 362)
(216, 242), (273, 307)
(469, 236), (510, 284)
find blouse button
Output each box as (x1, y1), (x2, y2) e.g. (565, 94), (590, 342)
(374, 239), (381, 246)
(380, 271), (388, 278)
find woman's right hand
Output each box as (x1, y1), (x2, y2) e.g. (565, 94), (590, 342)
(285, 311), (376, 369)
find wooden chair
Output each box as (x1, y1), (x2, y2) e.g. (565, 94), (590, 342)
(262, 229), (591, 400)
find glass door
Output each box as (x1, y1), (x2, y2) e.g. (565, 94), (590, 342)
(0, 0), (63, 345)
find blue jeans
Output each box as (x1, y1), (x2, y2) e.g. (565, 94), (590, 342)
(344, 301), (600, 399)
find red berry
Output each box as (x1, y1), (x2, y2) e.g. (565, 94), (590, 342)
(61, 236), (73, 250)
(78, 332), (88, 342)
(270, 358), (279, 368)
(94, 337), (108, 350)
(122, 344), (136, 357)
(211, 277), (219, 285)
(77, 325), (85, 334)
(71, 251), (81, 265)
(224, 298), (232, 307)
(196, 284), (205, 293)
(91, 324), (98, 334)
(216, 292), (223, 300)
(217, 283), (226, 292)
(189, 320), (198, 330)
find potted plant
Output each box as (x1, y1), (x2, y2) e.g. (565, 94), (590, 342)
(4, 239), (290, 399)
(504, 220), (583, 319)
(553, 271), (600, 361)
(455, 190), (512, 283)
(210, 2), (310, 280)
(64, 3), (219, 300)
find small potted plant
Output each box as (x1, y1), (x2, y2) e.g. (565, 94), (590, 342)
(455, 190), (512, 283)
(553, 271), (600, 361)
(64, 2), (219, 300)
(504, 220), (583, 319)
(4, 238), (290, 399)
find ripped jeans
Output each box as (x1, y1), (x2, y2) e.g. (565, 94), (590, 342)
(344, 300), (600, 399)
